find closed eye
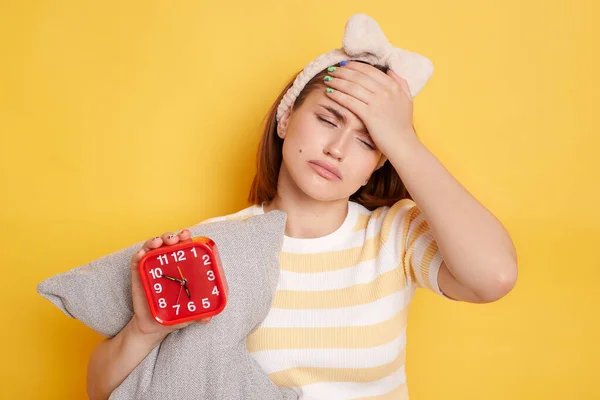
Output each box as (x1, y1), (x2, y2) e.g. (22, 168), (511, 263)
(360, 139), (375, 150)
(317, 116), (336, 127)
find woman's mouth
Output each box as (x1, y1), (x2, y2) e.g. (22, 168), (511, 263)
(308, 161), (342, 181)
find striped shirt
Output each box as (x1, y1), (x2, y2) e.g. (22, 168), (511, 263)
(204, 199), (447, 399)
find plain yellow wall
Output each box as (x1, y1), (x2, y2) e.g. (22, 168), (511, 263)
(1, 0), (598, 398)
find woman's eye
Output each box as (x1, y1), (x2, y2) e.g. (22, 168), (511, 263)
(360, 140), (375, 150)
(317, 116), (336, 127)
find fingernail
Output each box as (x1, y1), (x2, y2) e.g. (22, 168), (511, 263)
(153, 237), (160, 241)
(339, 60), (348, 66)
(324, 75), (333, 82)
(327, 66), (336, 72)
(326, 88), (334, 93)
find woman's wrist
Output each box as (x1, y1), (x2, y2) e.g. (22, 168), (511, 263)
(127, 315), (169, 348)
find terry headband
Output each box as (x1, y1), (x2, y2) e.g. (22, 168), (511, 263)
(276, 13), (434, 123)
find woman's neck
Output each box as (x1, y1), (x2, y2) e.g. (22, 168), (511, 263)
(264, 196), (349, 239)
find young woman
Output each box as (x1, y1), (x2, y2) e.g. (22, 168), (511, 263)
(87, 18), (518, 400)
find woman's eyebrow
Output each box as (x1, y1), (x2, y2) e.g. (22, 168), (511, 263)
(318, 105), (368, 135)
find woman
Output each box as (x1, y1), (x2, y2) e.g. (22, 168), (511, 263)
(87, 14), (518, 400)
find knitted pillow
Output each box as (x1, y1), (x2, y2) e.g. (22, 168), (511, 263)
(36, 211), (297, 400)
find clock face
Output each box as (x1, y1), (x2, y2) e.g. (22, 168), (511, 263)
(139, 239), (226, 325)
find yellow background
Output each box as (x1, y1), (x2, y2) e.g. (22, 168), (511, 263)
(1, 0), (598, 398)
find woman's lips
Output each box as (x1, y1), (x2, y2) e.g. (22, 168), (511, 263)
(308, 161), (342, 181)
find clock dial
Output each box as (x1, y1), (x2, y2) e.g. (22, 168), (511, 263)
(140, 240), (225, 325)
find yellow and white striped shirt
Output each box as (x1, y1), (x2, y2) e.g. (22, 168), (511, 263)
(205, 198), (446, 399)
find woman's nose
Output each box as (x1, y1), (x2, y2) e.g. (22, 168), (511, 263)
(323, 133), (351, 160)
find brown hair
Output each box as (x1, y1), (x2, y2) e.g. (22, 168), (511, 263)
(247, 61), (414, 211)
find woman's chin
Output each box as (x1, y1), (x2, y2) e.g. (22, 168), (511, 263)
(297, 178), (354, 202)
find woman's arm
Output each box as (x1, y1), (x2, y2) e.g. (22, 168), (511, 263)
(388, 135), (518, 303)
(318, 61), (517, 302)
(86, 316), (168, 400)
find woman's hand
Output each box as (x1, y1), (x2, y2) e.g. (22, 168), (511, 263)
(322, 61), (418, 157)
(129, 229), (212, 338)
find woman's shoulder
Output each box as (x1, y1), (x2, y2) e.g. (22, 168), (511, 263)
(346, 199), (418, 239)
(353, 198), (417, 222)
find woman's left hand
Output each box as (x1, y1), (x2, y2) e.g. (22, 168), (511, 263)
(324, 61), (417, 156)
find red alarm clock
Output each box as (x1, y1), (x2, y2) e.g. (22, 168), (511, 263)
(138, 236), (228, 326)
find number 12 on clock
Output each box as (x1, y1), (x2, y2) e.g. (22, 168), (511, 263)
(156, 248), (213, 266)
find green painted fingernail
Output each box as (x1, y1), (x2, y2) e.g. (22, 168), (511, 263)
(324, 75), (333, 82)
(327, 66), (336, 72)
(326, 88), (334, 93)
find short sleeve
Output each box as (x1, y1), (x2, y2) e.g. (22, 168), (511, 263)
(380, 199), (448, 297)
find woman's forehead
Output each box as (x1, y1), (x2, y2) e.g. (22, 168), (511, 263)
(306, 89), (349, 114)
(307, 91), (365, 129)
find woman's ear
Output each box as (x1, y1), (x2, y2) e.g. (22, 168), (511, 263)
(277, 109), (292, 139)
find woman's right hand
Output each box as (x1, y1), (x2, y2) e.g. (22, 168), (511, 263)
(129, 229), (212, 338)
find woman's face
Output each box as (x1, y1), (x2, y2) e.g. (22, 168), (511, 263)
(277, 87), (386, 202)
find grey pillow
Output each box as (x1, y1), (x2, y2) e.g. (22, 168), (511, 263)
(37, 211), (297, 400)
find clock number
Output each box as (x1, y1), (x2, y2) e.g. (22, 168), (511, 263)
(207, 270), (215, 281)
(190, 247), (197, 258)
(187, 301), (196, 312)
(202, 254), (211, 265)
(172, 304), (180, 315)
(157, 254), (168, 266)
(202, 298), (210, 309)
(212, 286), (220, 296)
(158, 298), (167, 308)
(149, 268), (163, 279)
(171, 250), (187, 262)
(153, 283), (162, 293)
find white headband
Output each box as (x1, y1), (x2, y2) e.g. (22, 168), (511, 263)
(276, 13), (434, 123)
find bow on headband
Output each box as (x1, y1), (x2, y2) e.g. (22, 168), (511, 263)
(276, 13), (434, 122)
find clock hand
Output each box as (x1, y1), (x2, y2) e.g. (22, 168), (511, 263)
(161, 274), (184, 284)
(161, 271), (190, 300)
(176, 265), (191, 299)
(175, 284), (183, 306)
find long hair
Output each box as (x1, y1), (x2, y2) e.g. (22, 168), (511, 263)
(247, 61), (415, 211)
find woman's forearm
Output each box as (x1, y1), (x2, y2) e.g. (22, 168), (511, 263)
(387, 134), (518, 299)
(86, 316), (167, 400)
